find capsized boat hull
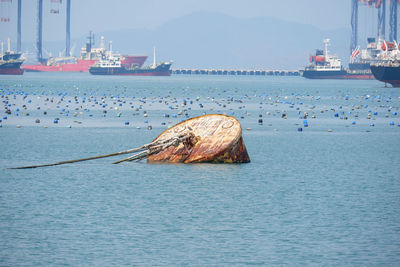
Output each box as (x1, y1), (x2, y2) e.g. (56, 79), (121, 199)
(147, 114), (250, 163)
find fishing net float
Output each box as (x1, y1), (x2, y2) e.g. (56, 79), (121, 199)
(9, 114), (250, 169)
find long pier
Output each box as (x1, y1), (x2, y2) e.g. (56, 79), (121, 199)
(171, 68), (300, 76)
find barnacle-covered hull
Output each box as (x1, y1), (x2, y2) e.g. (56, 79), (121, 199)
(147, 114), (250, 163)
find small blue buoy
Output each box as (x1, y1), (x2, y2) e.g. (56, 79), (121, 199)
(389, 121), (395, 126)
(124, 121), (129, 125)
(370, 123), (375, 127)
(374, 111), (378, 115)
(352, 121), (356, 125)
(53, 119), (58, 124)
(297, 127), (303, 132)
(334, 113), (339, 117)
(393, 112), (398, 116)
(3, 116), (7, 120)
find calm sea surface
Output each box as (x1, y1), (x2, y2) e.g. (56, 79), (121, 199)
(1, 73), (400, 265)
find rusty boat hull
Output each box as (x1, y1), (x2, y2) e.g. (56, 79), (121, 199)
(147, 114), (250, 163)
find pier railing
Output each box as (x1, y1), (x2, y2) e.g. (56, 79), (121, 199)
(171, 69), (300, 76)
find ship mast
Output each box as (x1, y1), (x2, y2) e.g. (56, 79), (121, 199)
(153, 46), (156, 68)
(323, 39), (330, 58)
(7, 37), (11, 52)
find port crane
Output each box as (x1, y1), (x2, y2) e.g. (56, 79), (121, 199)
(351, 0), (399, 54)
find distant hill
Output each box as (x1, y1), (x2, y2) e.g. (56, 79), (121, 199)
(23, 11), (351, 69)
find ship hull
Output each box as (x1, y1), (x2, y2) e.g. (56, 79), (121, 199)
(23, 56), (147, 72)
(0, 68), (24, 75)
(89, 63), (172, 76)
(0, 62), (24, 75)
(303, 69), (374, 80)
(342, 73), (375, 80)
(370, 65), (400, 87)
(303, 69), (348, 79)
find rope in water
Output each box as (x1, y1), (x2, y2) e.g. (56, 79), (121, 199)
(9, 132), (196, 169)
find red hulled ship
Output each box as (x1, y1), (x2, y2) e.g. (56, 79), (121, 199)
(24, 34), (147, 72)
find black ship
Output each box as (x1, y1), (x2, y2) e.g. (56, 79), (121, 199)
(369, 40), (400, 87)
(302, 39), (348, 79)
(0, 40), (24, 75)
(370, 63), (400, 87)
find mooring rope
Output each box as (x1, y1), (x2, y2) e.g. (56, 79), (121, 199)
(112, 133), (195, 164)
(9, 132), (196, 169)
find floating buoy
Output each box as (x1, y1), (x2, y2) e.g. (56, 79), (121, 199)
(148, 114), (250, 163)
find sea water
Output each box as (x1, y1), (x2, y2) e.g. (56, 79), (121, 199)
(0, 73), (399, 265)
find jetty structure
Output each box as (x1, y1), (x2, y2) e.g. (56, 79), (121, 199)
(9, 115), (250, 169)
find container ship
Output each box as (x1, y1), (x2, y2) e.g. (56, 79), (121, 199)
(89, 48), (172, 76)
(23, 35), (147, 72)
(0, 39), (24, 75)
(370, 41), (400, 88)
(302, 39), (374, 79)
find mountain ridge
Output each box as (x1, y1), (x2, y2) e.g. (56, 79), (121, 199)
(22, 11), (351, 69)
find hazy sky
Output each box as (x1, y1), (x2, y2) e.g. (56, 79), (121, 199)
(0, 0), (354, 44)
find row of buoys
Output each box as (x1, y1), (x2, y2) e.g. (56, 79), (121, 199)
(1, 90), (399, 132)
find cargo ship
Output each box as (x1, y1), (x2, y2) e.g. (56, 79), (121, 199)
(23, 34), (147, 72)
(302, 39), (374, 79)
(0, 38), (24, 75)
(302, 39), (348, 79)
(370, 41), (400, 88)
(347, 37), (384, 78)
(89, 48), (172, 76)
